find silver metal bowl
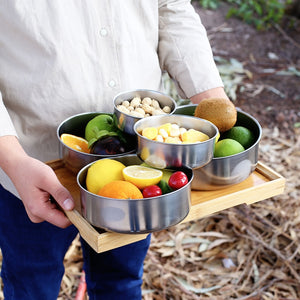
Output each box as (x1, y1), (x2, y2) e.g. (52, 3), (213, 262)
(174, 105), (262, 190)
(133, 115), (218, 169)
(57, 112), (136, 173)
(77, 155), (193, 233)
(113, 89), (177, 135)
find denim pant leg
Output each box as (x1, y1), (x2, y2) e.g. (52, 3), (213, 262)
(0, 185), (78, 300)
(81, 234), (151, 300)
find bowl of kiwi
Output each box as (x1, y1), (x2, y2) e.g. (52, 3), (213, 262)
(174, 102), (262, 190)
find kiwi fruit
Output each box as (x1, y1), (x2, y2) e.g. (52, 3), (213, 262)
(194, 98), (237, 132)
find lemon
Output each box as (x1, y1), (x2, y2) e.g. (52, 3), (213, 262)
(214, 139), (245, 157)
(86, 159), (125, 194)
(141, 162), (174, 181)
(122, 165), (163, 189)
(223, 126), (255, 149)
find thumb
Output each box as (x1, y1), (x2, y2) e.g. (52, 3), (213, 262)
(51, 186), (75, 211)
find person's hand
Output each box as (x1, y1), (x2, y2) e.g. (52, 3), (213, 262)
(190, 87), (229, 103)
(0, 136), (74, 228)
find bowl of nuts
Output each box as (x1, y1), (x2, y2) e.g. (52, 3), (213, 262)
(113, 89), (177, 135)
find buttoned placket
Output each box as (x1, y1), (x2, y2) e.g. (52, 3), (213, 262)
(97, 6), (120, 91)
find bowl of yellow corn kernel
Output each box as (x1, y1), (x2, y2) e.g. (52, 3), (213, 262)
(133, 114), (219, 169)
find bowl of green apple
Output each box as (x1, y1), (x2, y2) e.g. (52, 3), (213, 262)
(57, 112), (136, 173)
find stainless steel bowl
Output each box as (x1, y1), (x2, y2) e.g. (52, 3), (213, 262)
(57, 112), (136, 173)
(77, 155), (193, 233)
(113, 89), (177, 135)
(174, 105), (262, 190)
(133, 115), (218, 169)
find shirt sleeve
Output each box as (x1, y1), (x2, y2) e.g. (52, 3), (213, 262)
(158, 0), (224, 99)
(0, 91), (18, 137)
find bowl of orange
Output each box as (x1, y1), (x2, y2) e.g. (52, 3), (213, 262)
(57, 112), (136, 173)
(77, 154), (193, 233)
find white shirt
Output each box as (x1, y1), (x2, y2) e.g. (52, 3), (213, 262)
(0, 0), (223, 195)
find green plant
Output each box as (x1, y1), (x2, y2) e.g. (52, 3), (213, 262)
(192, 0), (293, 30)
(226, 0), (292, 30)
(195, 0), (221, 9)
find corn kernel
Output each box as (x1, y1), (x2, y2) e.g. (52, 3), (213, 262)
(158, 123), (172, 135)
(155, 135), (164, 142)
(182, 129), (209, 143)
(158, 128), (168, 139)
(179, 127), (187, 139)
(164, 136), (182, 144)
(169, 126), (180, 137)
(142, 127), (158, 140)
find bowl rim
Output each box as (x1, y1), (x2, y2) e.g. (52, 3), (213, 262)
(212, 107), (262, 160)
(76, 155), (194, 202)
(113, 88), (177, 118)
(133, 114), (219, 145)
(174, 104), (262, 159)
(57, 111), (136, 157)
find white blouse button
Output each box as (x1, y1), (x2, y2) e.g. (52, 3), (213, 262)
(108, 80), (116, 87)
(100, 28), (108, 36)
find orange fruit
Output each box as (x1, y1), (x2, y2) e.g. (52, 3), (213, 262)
(97, 180), (143, 199)
(61, 133), (90, 153)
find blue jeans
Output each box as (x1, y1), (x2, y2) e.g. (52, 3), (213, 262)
(0, 185), (151, 300)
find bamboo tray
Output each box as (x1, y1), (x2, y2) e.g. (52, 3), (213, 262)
(48, 160), (285, 253)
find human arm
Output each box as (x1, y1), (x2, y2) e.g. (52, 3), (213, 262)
(0, 94), (74, 228)
(0, 135), (74, 228)
(190, 86), (229, 104)
(158, 0), (228, 100)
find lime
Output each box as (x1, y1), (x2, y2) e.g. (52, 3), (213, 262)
(161, 169), (175, 182)
(86, 159), (125, 194)
(157, 180), (173, 194)
(223, 126), (255, 149)
(214, 139), (245, 157)
(122, 165), (163, 189)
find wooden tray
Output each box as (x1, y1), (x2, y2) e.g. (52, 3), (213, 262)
(48, 160), (285, 253)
